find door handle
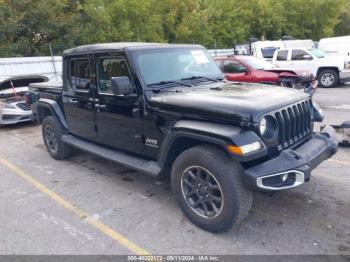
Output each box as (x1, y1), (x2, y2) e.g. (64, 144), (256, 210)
(95, 104), (107, 109)
(88, 98), (99, 102)
(68, 98), (77, 104)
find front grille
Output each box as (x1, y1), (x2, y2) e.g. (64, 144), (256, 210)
(275, 100), (312, 150)
(16, 102), (31, 111)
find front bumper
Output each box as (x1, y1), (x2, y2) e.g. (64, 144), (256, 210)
(339, 71), (350, 83)
(243, 125), (338, 191)
(0, 107), (33, 125)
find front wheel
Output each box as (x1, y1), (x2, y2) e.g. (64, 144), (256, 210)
(318, 70), (339, 88)
(42, 116), (75, 160)
(171, 145), (252, 233)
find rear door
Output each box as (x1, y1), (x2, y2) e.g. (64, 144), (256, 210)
(94, 53), (144, 152)
(273, 50), (289, 68)
(63, 56), (97, 140)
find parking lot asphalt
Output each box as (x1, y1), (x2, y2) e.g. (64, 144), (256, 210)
(0, 85), (349, 256)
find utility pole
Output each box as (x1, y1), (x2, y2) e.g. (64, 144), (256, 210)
(49, 43), (58, 76)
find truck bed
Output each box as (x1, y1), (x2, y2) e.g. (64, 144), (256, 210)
(30, 82), (62, 94)
(29, 82), (62, 102)
(28, 82), (63, 119)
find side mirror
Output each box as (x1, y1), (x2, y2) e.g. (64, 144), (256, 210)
(238, 67), (249, 73)
(111, 76), (133, 96)
(303, 54), (313, 60)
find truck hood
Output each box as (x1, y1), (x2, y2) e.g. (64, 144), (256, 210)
(148, 82), (309, 124)
(0, 86), (28, 96)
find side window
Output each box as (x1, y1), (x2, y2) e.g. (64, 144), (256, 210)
(70, 58), (90, 90)
(223, 60), (246, 73)
(276, 50), (288, 61)
(97, 57), (133, 94)
(291, 49), (310, 60)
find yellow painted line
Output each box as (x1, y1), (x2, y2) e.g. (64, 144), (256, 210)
(0, 156), (150, 255)
(329, 159), (350, 166)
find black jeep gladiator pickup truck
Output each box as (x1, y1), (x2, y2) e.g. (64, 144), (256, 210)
(34, 43), (337, 233)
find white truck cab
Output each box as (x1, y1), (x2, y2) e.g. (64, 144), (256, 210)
(272, 48), (350, 88)
(251, 39), (315, 62)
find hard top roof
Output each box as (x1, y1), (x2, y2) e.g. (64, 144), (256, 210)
(63, 42), (203, 56)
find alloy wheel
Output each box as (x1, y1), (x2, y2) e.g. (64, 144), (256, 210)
(181, 166), (224, 218)
(320, 73), (335, 87)
(44, 125), (58, 154)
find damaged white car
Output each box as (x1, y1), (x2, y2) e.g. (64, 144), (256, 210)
(0, 75), (48, 125)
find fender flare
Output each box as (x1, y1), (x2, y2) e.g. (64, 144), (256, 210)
(316, 67), (339, 77)
(36, 98), (68, 129)
(158, 120), (267, 168)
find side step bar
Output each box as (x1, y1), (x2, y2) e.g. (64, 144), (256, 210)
(62, 134), (161, 177)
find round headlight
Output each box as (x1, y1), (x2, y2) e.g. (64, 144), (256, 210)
(259, 116), (278, 139)
(259, 117), (267, 135)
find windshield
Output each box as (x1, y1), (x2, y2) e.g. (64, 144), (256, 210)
(240, 56), (274, 70)
(135, 48), (223, 86)
(309, 49), (326, 58)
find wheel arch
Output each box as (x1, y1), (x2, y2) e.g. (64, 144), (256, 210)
(158, 132), (229, 176)
(157, 120), (267, 176)
(317, 67), (339, 77)
(37, 98), (68, 129)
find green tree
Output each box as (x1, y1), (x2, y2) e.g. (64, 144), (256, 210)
(157, 0), (199, 43)
(78, 0), (164, 44)
(240, 0), (285, 40)
(0, 0), (349, 56)
(204, 0), (251, 48)
(334, 0), (350, 36)
(281, 0), (346, 40)
(0, 0), (79, 56)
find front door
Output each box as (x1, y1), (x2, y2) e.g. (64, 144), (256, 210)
(288, 49), (316, 72)
(94, 54), (144, 153)
(63, 56), (97, 140)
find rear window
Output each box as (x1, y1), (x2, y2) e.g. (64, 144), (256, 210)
(261, 47), (279, 59)
(276, 50), (288, 61)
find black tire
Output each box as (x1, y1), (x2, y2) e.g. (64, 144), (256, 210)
(318, 70), (339, 88)
(42, 116), (75, 160)
(171, 145), (252, 233)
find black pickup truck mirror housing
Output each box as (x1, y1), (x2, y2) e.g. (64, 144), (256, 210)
(111, 76), (132, 96)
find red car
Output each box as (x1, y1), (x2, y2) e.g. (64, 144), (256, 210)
(214, 55), (317, 94)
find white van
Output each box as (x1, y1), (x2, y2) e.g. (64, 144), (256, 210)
(319, 36), (350, 57)
(283, 39), (315, 49)
(250, 40), (285, 61)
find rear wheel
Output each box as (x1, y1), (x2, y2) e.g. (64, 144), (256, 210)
(42, 116), (75, 160)
(318, 70), (339, 88)
(171, 145), (252, 233)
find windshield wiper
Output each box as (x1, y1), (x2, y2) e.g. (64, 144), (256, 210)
(147, 80), (192, 87)
(181, 76), (222, 82)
